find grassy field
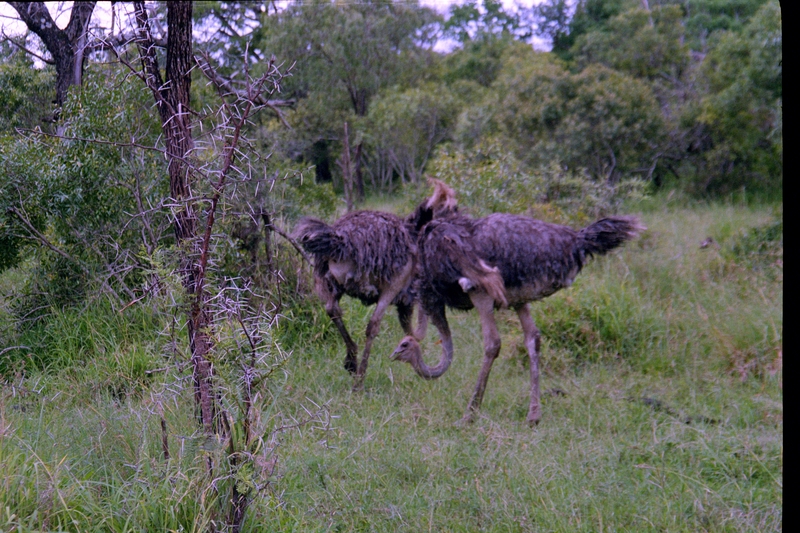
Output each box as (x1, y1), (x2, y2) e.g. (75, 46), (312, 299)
(0, 198), (782, 532)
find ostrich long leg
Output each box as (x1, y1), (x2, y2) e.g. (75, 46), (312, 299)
(399, 301), (429, 340)
(413, 303), (429, 340)
(317, 279), (359, 374)
(462, 292), (502, 423)
(516, 304), (542, 426)
(354, 259), (416, 390)
(353, 291), (399, 390)
(325, 297), (359, 374)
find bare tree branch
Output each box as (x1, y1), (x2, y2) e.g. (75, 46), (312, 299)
(0, 30), (55, 64)
(269, 222), (312, 266)
(195, 54), (296, 129)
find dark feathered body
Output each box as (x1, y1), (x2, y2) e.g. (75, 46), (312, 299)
(295, 211), (417, 306)
(417, 216), (503, 311)
(418, 213), (644, 311)
(293, 180), (459, 384)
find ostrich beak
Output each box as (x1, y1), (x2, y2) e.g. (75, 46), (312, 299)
(390, 340), (411, 361)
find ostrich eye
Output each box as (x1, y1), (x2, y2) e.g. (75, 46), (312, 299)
(401, 341), (408, 348)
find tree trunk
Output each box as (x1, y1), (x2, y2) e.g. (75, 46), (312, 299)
(166, 2), (218, 438)
(353, 142), (365, 201)
(338, 122), (355, 212)
(346, 86), (369, 202)
(8, 1), (96, 107)
(353, 88), (367, 201)
(134, 1), (217, 437)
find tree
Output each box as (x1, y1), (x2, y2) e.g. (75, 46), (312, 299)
(679, 0), (771, 53)
(491, 48), (663, 181)
(440, 33), (516, 88)
(533, 0), (637, 59)
(0, 59), (165, 311)
(366, 82), (458, 188)
(261, 0), (440, 199)
(127, 1), (223, 440)
(573, 5), (688, 80)
(443, 0), (530, 43)
(693, 0), (781, 193)
(531, 0), (574, 53)
(6, 1), (96, 107)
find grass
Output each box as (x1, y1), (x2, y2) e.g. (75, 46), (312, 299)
(0, 198), (782, 532)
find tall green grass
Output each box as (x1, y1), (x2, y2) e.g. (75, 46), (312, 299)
(0, 199), (781, 532)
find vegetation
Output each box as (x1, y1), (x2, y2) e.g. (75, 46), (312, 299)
(0, 196), (782, 531)
(0, 0), (781, 531)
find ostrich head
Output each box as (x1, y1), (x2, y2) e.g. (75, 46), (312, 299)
(390, 334), (452, 380)
(390, 335), (421, 365)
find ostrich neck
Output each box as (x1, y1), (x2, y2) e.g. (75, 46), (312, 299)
(410, 320), (453, 380)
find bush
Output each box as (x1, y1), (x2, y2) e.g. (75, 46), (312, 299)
(724, 209), (782, 277)
(411, 141), (646, 225)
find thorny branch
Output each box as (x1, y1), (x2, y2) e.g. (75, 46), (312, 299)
(195, 53), (296, 129)
(193, 55), (287, 316)
(270, 223), (312, 265)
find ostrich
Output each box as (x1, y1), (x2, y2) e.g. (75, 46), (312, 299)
(391, 203), (645, 426)
(293, 182), (456, 389)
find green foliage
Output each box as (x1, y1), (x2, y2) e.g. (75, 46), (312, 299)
(531, 277), (661, 367)
(0, 50), (55, 132)
(527, 0), (780, 197)
(262, 0), (439, 117)
(443, 0), (530, 43)
(253, 0), (444, 199)
(1, 296), (162, 377)
(0, 52), (55, 272)
(546, 0), (639, 59)
(420, 141), (646, 225)
(574, 5), (689, 80)
(679, 0), (771, 51)
(182, 0), (783, 203)
(489, 49), (664, 182)
(692, 1), (782, 194)
(439, 36), (516, 88)
(365, 82), (459, 187)
(724, 209), (782, 276)
(264, 164), (339, 223)
(0, 66), (165, 312)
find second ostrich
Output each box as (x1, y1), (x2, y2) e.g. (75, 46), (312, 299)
(391, 207), (645, 426)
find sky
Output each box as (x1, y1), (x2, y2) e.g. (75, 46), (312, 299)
(0, 1), (550, 52)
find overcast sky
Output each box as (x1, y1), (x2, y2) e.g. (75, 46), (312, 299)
(1, 1), (550, 51)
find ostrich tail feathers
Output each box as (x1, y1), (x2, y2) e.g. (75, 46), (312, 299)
(293, 217), (344, 259)
(578, 216), (645, 258)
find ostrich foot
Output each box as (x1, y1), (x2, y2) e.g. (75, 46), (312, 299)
(527, 406), (542, 427)
(351, 376), (365, 392)
(457, 411), (477, 426)
(343, 355), (357, 374)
